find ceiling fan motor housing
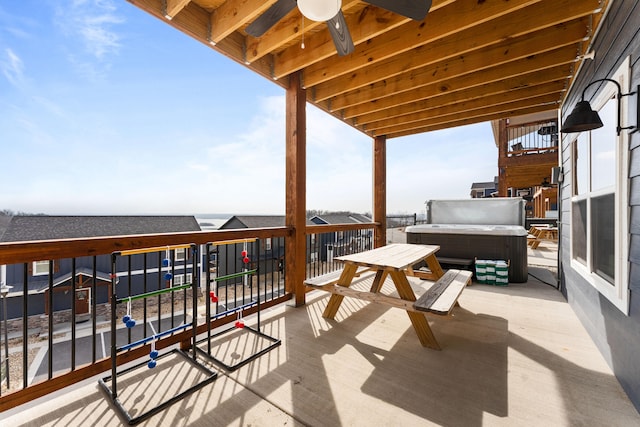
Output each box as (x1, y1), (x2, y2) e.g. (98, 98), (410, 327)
(297, 0), (342, 22)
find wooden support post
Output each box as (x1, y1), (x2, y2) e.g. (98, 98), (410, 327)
(373, 135), (387, 248)
(285, 71), (307, 307)
(497, 118), (509, 197)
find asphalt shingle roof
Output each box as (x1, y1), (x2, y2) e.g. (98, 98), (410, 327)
(310, 213), (372, 225)
(220, 215), (317, 229)
(0, 215), (201, 242)
(227, 215), (286, 228)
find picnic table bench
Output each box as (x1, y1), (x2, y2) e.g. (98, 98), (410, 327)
(305, 268), (471, 316)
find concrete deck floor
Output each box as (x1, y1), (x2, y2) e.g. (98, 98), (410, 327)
(2, 239), (639, 426)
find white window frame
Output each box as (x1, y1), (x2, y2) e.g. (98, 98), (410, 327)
(174, 272), (193, 286)
(33, 260), (49, 276)
(568, 57), (630, 314)
(175, 248), (186, 261)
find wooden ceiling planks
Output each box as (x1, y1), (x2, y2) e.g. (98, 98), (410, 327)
(126, 0), (608, 139)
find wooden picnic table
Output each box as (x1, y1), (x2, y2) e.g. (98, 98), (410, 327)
(305, 243), (471, 350)
(528, 225), (558, 248)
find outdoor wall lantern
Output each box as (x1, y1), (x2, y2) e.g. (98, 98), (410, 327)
(561, 79), (639, 135)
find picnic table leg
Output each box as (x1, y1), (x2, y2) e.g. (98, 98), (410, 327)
(368, 270), (388, 293)
(389, 270), (441, 350)
(424, 255), (445, 280)
(322, 264), (358, 319)
(409, 255), (445, 281)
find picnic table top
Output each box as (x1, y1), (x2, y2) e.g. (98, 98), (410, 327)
(335, 243), (439, 271)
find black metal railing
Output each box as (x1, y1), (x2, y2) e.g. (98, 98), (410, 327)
(305, 225), (375, 279)
(507, 120), (559, 155)
(0, 227), (291, 409)
(387, 214), (418, 227)
(0, 222), (380, 410)
(205, 237), (286, 315)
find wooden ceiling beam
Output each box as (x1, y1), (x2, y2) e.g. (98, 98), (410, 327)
(208, 0), (274, 44)
(369, 92), (561, 136)
(383, 104), (558, 139)
(301, 0), (599, 89)
(127, 0), (609, 139)
(360, 80), (566, 131)
(316, 0), (597, 100)
(127, 0), (278, 87)
(342, 48), (573, 123)
(342, 52), (575, 120)
(289, 0), (544, 85)
(354, 67), (571, 125)
(128, 0), (212, 47)
(244, 0), (362, 63)
(363, 81), (566, 132)
(266, 0), (456, 75)
(320, 18), (588, 107)
(273, 6), (410, 78)
(310, 0), (598, 95)
(164, 0), (191, 19)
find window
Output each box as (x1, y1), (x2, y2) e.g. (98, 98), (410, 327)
(569, 58), (630, 314)
(173, 273), (193, 286)
(264, 238), (272, 251)
(175, 248), (186, 261)
(32, 260), (49, 276)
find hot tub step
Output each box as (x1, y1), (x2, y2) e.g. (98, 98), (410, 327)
(436, 257), (474, 268)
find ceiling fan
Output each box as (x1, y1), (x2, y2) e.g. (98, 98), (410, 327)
(246, 0), (432, 56)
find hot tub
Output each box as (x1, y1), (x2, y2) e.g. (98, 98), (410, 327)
(405, 224), (528, 283)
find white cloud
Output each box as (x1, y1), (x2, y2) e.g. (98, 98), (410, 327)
(112, 95), (377, 215)
(63, 0), (123, 58)
(53, 0), (124, 79)
(1, 48), (25, 87)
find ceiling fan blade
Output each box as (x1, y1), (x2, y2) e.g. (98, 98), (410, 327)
(246, 0), (297, 37)
(327, 12), (354, 56)
(364, 0), (432, 21)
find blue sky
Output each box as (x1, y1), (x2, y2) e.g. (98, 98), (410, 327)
(0, 0), (498, 217)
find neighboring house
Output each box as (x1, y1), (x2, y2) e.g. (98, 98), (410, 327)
(491, 111), (560, 218)
(216, 214), (372, 274)
(492, 111), (560, 196)
(309, 213), (373, 262)
(0, 216), (201, 320)
(216, 216), (291, 284)
(558, 1), (640, 411)
(469, 177), (498, 198)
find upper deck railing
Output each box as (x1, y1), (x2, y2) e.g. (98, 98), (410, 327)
(506, 120), (559, 157)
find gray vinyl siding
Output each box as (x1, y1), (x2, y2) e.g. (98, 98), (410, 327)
(559, 0), (640, 412)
